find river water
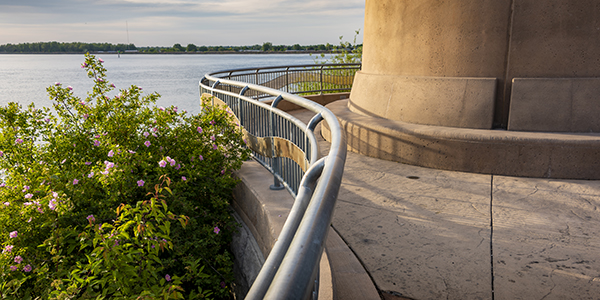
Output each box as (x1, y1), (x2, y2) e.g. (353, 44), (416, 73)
(0, 54), (323, 114)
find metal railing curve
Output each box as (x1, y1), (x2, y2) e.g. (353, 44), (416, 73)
(199, 64), (355, 299)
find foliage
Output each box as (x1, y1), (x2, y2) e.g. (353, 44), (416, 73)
(293, 30), (362, 95)
(313, 29), (363, 64)
(0, 42), (136, 54)
(0, 53), (249, 299)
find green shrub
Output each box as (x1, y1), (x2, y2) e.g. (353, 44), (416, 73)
(0, 53), (249, 299)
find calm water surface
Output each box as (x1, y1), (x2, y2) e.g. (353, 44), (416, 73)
(0, 54), (322, 114)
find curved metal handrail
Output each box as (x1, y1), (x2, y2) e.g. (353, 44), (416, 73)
(206, 63), (361, 100)
(200, 63), (353, 299)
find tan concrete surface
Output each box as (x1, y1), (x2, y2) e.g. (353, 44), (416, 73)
(349, 72), (497, 129)
(302, 107), (600, 299)
(324, 100), (600, 179)
(492, 177), (600, 300)
(360, 0), (600, 128)
(232, 107), (600, 299)
(509, 78), (600, 132)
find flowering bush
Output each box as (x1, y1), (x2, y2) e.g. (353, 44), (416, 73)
(0, 53), (249, 299)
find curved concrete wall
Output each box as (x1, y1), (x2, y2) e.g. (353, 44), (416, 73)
(355, 0), (600, 129)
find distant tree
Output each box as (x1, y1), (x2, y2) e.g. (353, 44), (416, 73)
(187, 43), (197, 52)
(172, 43), (184, 51)
(261, 42), (273, 52)
(198, 46), (208, 52)
(292, 44), (302, 51)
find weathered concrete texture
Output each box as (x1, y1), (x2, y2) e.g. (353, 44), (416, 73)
(329, 156), (492, 300)
(349, 72), (497, 129)
(360, 0), (600, 128)
(231, 211), (265, 299)
(492, 176), (600, 300)
(324, 100), (600, 179)
(508, 78), (600, 132)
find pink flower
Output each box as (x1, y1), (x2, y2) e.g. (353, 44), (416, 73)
(22, 185), (29, 191)
(197, 127), (203, 133)
(9, 265), (17, 271)
(37, 207), (43, 213)
(3, 245), (13, 253)
(93, 140), (100, 146)
(104, 161), (114, 169)
(221, 169), (225, 175)
(67, 86), (73, 91)
(9, 231), (17, 238)
(15, 138), (23, 144)
(165, 274), (171, 282)
(108, 150), (114, 157)
(213, 144), (218, 150)
(210, 120), (216, 125)
(98, 58), (104, 63)
(214, 226), (220, 234)
(14, 256), (23, 264)
(88, 172), (94, 178)
(152, 127), (158, 132)
(87, 215), (95, 222)
(3, 202), (9, 206)
(175, 164), (181, 170)
(55, 82), (61, 86)
(128, 150), (136, 154)
(73, 179), (79, 185)
(198, 155), (203, 161)
(182, 176), (186, 181)
(48, 199), (57, 210)
(159, 160), (167, 167)
(110, 83), (115, 88)
(159, 106), (165, 111)
(143, 132), (149, 137)
(210, 135), (215, 141)
(144, 141), (151, 147)
(24, 193), (33, 199)
(23, 265), (32, 272)
(0, 150), (3, 157)
(137, 180), (145, 187)
(85, 161), (91, 165)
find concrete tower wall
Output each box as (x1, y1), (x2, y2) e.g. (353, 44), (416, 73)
(352, 0), (600, 130)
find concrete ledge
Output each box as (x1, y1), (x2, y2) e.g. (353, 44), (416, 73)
(264, 92), (350, 112)
(323, 100), (600, 179)
(231, 159), (379, 299)
(509, 77), (600, 132)
(349, 71), (497, 129)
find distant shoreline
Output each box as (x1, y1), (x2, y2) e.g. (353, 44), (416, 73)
(0, 51), (335, 55)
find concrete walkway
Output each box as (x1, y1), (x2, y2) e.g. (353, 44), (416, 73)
(288, 108), (600, 300)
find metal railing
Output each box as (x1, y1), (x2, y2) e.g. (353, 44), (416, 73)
(200, 64), (356, 299)
(207, 63), (360, 101)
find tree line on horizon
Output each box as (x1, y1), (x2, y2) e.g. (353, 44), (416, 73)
(0, 41), (361, 54)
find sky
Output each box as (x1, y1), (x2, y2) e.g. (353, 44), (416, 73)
(0, 0), (365, 47)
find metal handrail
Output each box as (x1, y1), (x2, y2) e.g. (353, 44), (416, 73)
(200, 63), (354, 299)
(206, 63), (361, 100)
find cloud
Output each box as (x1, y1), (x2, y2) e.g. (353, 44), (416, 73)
(0, 0), (364, 46)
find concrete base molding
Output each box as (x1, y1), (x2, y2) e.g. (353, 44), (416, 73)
(509, 78), (600, 132)
(323, 100), (600, 180)
(349, 71), (497, 129)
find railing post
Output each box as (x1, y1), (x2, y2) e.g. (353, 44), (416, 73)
(320, 65), (324, 95)
(270, 95), (285, 190)
(286, 67), (290, 93)
(210, 80), (220, 106)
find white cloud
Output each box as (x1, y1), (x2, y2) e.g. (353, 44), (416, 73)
(0, 0), (364, 46)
